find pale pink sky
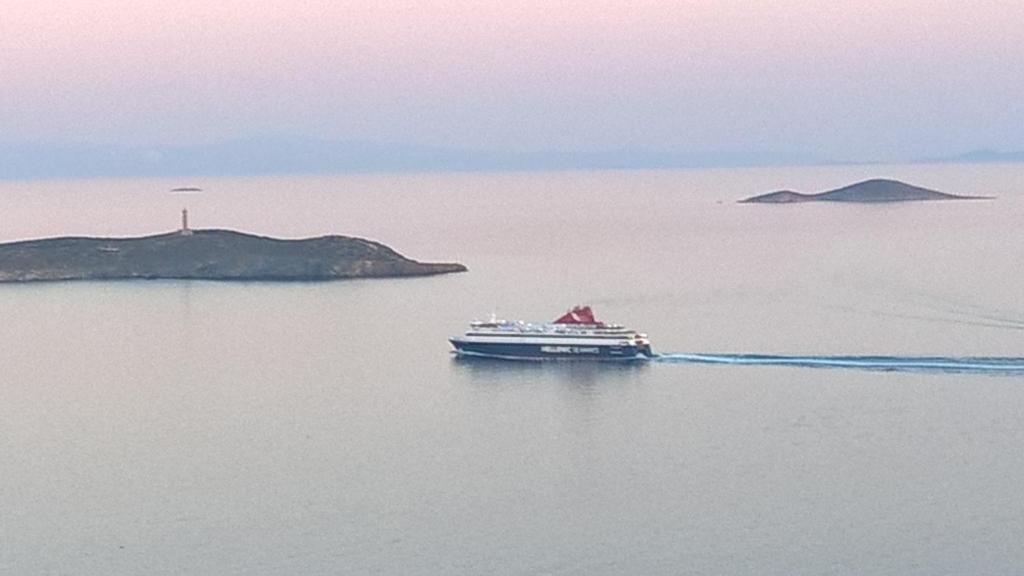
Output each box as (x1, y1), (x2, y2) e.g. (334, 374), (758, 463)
(2, 0), (1022, 157)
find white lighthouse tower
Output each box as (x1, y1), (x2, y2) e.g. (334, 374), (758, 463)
(180, 208), (193, 236)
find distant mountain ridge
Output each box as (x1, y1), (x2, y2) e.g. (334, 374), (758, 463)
(916, 149), (1024, 164)
(0, 137), (827, 180)
(740, 179), (990, 204)
(4, 138), (1022, 179)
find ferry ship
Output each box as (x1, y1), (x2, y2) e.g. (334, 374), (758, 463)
(450, 306), (654, 361)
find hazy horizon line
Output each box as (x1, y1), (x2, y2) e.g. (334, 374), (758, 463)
(2, 136), (1022, 181)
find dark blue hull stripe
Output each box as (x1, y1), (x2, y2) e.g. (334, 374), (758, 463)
(450, 340), (650, 361)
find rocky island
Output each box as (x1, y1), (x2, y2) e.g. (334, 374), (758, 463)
(740, 178), (989, 204)
(0, 222), (466, 283)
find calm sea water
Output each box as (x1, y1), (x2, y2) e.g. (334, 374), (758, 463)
(2, 165), (1023, 575)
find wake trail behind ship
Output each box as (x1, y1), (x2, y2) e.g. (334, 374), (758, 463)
(653, 353), (1024, 376)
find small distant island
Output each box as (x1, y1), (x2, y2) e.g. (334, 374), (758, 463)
(739, 178), (990, 204)
(0, 215), (465, 283)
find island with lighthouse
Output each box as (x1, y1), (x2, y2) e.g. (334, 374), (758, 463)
(0, 209), (466, 283)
